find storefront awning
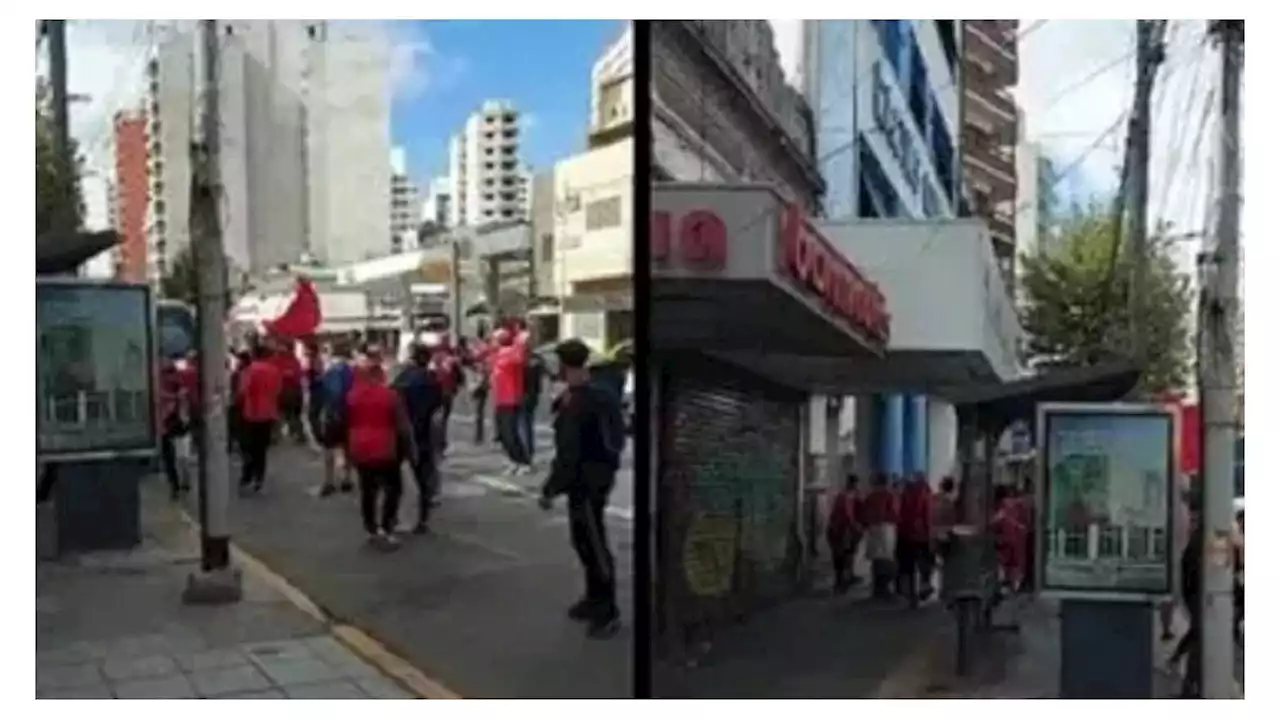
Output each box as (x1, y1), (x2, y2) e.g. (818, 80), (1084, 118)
(950, 361), (1142, 434)
(652, 184), (889, 391)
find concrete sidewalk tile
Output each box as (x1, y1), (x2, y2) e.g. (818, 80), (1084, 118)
(189, 665), (273, 697)
(106, 633), (173, 658)
(256, 657), (346, 686)
(283, 680), (368, 699)
(101, 653), (179, 681)
(212, 688), (287, 699)
(37, 640), (111, 666)
(113, 673), (196, 699)
(177, 647), (251, 672)
(242, 638), (317, 664)
(355, 677), (415, 699)
(37, 684), (114, 699)
(37, 661), (104, 691)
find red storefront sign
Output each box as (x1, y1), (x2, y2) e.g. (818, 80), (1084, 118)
(651, 209), (728, 271)
(777, 203), (890, 343)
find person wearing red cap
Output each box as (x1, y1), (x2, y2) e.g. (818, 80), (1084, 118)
(490, 327), (531, 474)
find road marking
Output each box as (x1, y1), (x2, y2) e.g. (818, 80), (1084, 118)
(174, 507), (463, 700)
(468, 474), (634, 522)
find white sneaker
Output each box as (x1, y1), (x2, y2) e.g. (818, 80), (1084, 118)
(518, 464), (534, 476)
(504, 462), (519, 475)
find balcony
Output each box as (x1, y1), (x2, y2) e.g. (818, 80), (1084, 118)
(964, 20), (1018, 87)
(962, 130), (1016, 203)
(964, 85), (1017, 142)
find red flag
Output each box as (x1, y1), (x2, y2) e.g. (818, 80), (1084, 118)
(263, 277), (321, 339)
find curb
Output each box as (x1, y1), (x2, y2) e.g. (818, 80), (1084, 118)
(174, 507), (462, 700)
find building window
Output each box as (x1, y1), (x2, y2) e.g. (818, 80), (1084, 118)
(585, 196), (622, 230)
(930, 104), (955, 207)
(859, 138), (900, 217)
(908, 46), (929, 137)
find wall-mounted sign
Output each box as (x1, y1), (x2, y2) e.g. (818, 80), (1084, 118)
(651, 209), (728, 271)
(777, 203), (890, 345)
(1036, 403), (1176, 600)
(871, 61), (924, 201)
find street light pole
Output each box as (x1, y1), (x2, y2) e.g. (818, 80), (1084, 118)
(1198, 18), (1243, 700)
(184, 19), (241, 604)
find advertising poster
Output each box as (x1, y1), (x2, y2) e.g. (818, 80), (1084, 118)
(37, 281), (157, 459)
(1037, 404), (1175, 598)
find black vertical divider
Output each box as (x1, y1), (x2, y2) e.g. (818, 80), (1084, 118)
(630, 19), (654, 701)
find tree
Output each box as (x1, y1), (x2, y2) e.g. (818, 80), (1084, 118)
(161, 243), (200, 305)
(1018, 204), (1194, 397)
(35, 79), (85, 238)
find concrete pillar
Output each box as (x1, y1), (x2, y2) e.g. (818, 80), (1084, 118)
(880, 394), (905, 481)
(927, 398), (958, 489)
(824, 396), (842, 490)
(853, 395), (876, 480)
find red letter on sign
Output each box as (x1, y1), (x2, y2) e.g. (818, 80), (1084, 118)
(651, 211), (672, 267)
(679, 210), (727, 270)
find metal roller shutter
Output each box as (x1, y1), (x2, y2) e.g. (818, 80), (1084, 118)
(657, 355), (804, 647)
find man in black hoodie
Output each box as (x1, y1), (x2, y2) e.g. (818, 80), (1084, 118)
(539, 338), (625, 639)
(394, 342), (445, 533)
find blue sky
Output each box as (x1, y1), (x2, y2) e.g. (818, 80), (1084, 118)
(390, 20), (623, 185)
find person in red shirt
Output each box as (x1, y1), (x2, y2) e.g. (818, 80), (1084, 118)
(157, 357), (189, 500)
(991, 485), (1028, 591)
(238, 344), (282, 493)
(345, 349), (408, 547)
(863, 474), (899, 599)
(430, 339), (462, 454)
(897, 472), (935, 606)
(271, 339), (306, 443)
(827, 473), (866, 594)
(466, 327), (492, 445)
(489, 328), (531, 474)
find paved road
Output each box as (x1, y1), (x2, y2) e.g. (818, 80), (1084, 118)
(445, 409), (636, 519)
(201, 436), (632, 699)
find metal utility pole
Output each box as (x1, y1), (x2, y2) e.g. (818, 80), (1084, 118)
(184, 19), (241, 604)
(1199, 18), (1243, 700)
(1126, 20), (1166, 363)
(45, 20), (73, 238)
(449, 236), (464, 345)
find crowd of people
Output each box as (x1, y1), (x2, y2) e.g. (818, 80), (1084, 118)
(825, 473), (1034, 607)
(156, 319), (628, 639)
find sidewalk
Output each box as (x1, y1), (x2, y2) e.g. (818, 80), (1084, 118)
(652, 565), (956, 699)
(898, 596), (1213, 699)
(36, 479), (415, 700)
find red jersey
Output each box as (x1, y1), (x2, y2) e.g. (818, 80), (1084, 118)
(272, 351), (303, 388)
(863, 488), (899, 526)
(176, 362), (199, 414)
(897, 481), (933, 543)
(489, 342), (527, 408)
(827, 490), (864, 536)
(239, 359), (282, 423)
(345, 373), (400, 466)
(431, 351), (460, 395)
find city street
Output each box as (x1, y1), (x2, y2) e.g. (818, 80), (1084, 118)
(191, 415), (633, 699)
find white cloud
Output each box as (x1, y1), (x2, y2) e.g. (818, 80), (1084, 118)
(1019, 19), (1232, 271)
(520, 112), (537, 133)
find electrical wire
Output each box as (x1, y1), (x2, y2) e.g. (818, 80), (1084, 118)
(1154, 26), (1214, 227)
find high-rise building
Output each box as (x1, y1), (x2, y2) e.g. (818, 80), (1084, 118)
(959, 20), (1019, 288)
(389, 147), (419, 253)
(445, 100), (526, 229)
(424, 176), (451, 229)
(803, 20), (962, 221)
(305, 21), (393, 264)
(111, 111), (150, 283)
(589, 24), (633, 148)
(145, 20), (391, 280)
(1013, 137), (1060, 301)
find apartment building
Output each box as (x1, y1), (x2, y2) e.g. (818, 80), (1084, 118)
(145, 20), (391, 281)
(960, 19), (1019, 288)
(446, 100), (526, 229)
(390, 147), (419, 253)
(112, 111), (150, 283)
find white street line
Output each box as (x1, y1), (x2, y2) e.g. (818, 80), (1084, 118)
(468, 474), (633, 523)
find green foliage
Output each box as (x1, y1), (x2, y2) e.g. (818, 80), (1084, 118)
(1018, 205), (1194, 397)
(161, 244), (200, 305)
(35, 81), (85, 237)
